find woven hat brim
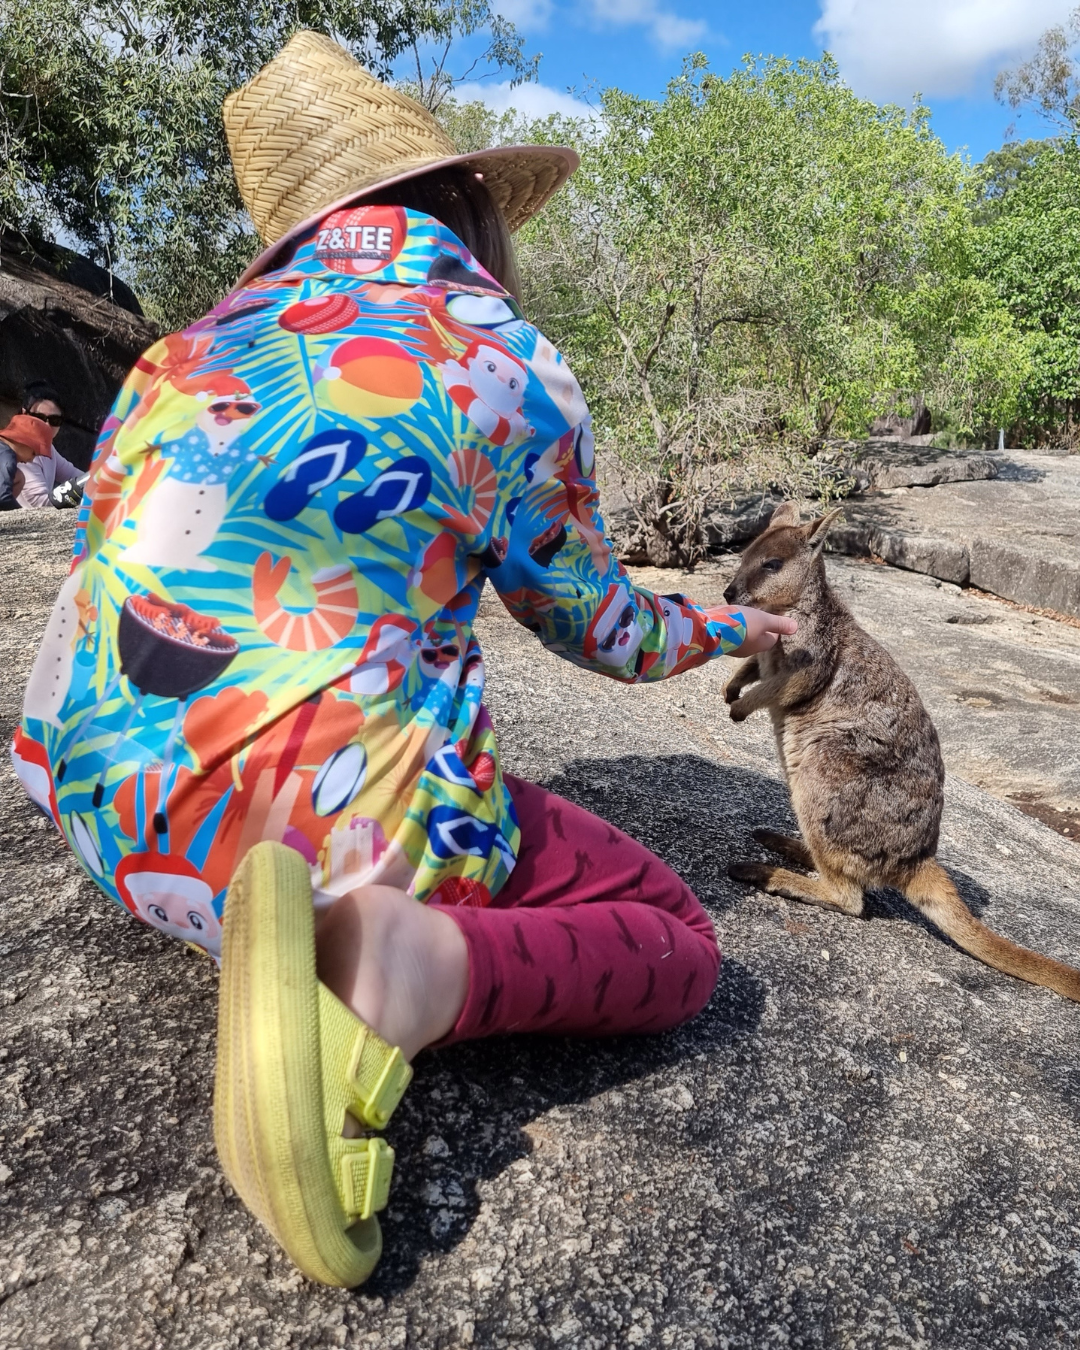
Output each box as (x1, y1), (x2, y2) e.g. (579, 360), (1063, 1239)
(236, 143), (579, 288)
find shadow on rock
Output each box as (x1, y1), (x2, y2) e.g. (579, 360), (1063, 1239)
(995, 457), (1048, 484)
(362, 753), (775, 1298)
(364, 958), (766, 1300)
(541, 752), (797, 915)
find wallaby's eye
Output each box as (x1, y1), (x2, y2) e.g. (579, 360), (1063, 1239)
(760, 558), (783, 573)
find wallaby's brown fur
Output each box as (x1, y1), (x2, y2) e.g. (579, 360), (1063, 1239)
(723, 501), (1080, 1001)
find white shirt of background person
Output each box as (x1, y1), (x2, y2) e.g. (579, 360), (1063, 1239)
(17, 447), (82, 508)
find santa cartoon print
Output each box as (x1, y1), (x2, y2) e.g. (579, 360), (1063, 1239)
(123, 379), (261, 572)
(342, 614), (421, 696)
(657, 594), (698, 675)
(116, 853), (223, 959)
(583, 581), (649, 674)
(439, 340), (533, 447)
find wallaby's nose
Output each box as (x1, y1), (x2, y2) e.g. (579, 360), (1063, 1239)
(723, 583), (737, 605)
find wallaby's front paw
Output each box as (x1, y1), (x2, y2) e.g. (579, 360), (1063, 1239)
(728, 699), (751, 722)
(729, 860), (770, 886)
(723, 682), (742, 705)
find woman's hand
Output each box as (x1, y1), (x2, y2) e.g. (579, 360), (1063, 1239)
(730, 606), (797, 657)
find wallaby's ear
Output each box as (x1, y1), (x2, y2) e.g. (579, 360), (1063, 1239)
(804, 507), (843, 551)
(768, 501), (801, 530)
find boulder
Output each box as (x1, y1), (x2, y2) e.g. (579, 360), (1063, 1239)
(822, 441), (999, 491)
(0, 239), (158, 469)
(597, 443), (999, 568)
(828, 521), (971, 586)
(824, 452), (1080, 619)
(701, 492), (785, 549)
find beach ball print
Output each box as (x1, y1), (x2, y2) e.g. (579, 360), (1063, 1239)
(318, 335), (424, 420)
(279, 294), (359, 334)
(314, 205), (408, 276)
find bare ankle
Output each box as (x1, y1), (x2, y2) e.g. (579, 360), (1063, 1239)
(314, 886), (468, 1062)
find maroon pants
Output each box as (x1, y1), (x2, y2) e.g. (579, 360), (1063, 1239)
(434, 775), (721, 1042)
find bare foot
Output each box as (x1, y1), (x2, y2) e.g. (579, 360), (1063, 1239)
(314, 886), (469, 1062)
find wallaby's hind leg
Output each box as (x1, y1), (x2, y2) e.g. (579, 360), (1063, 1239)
(752, 829), (815, 870)
(729, 860), (866, 917)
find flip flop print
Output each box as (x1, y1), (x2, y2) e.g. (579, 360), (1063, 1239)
(263, 429), (368, 522)
(334, 457), (432, 534)
(25, 206), (749, 944)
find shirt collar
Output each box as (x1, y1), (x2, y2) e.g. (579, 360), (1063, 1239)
(257, 206), (507, 296)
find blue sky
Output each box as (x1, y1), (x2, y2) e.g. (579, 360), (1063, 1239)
(444, 0), (1080, 163)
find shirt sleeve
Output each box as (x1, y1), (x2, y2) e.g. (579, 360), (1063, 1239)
(51, 451), (82, 485)
(486, 404), (747, 683)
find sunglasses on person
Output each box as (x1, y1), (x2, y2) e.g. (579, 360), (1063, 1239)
(26, 410), (63, 427)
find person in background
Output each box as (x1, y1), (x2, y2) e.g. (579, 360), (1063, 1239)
(0, 414), (54, 508)
(15, 382), (82, 508)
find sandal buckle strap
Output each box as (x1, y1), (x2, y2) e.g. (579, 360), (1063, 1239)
(348, 1028), (413, 1129)
(340, 1137), (395, 1221)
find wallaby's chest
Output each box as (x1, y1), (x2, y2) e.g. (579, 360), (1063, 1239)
(756, 643), (833, 781)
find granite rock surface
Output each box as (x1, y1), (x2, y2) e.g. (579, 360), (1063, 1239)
(826, 451), (1080, 619)
(2, 513), (1079, 1350)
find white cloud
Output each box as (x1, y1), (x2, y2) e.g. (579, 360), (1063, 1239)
(815, 0), (1079, 101)
(650, 11), (710, 50)
(494, 0), (554, 31)
(587, 0), (709, 52)
(454, 79), (596, 120)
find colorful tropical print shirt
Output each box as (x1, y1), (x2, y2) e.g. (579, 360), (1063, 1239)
(14, 206), (746, 960)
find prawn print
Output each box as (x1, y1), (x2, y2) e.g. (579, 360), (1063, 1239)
(21, 205), (747, 943)
(87, 453), (166, 539)
(444, 448), (498, 535)
(253, 553), (360, 651)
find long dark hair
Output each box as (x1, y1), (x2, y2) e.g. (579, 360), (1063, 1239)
(363, 165), (521, 298)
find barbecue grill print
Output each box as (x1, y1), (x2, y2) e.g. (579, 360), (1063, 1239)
(87, 595), (240, 837)
(20, 208), (748, 942)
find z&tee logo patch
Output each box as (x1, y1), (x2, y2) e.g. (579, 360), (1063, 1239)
(315, 205), (408, 275)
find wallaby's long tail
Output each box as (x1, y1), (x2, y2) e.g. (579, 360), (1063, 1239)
(903, 860), (1080, 1001)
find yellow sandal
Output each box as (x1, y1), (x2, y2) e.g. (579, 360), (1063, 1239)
(213, 841), (412, 1287)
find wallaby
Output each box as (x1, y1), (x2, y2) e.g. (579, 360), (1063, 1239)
(722, 501), (1080, 1001)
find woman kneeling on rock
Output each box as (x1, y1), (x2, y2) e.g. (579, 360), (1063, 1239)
(14, 33), (794, 1287)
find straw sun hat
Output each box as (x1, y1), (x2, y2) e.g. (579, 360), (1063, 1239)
(224, 30), (579, 271)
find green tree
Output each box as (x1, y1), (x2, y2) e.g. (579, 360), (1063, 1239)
(972, 139), (1046, 224)
(975, 137), (1080, 444)
(0, 0), (535, 328)
(994, 5), (1080, 131)
(506, 56), (1016, 558)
